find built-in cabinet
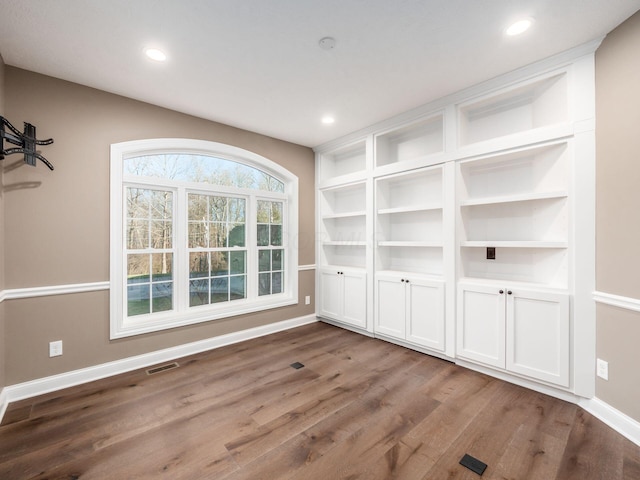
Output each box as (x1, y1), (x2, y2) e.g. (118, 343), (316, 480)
(376, 273), (445, 351)
(315, 44), (597, 400)
(457, 282), (569, 387)
(318, 268), (367, 329)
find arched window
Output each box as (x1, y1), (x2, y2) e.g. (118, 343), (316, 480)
(110, 139), (298, 338)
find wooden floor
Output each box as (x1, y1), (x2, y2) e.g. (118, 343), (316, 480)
(1, 322), (639, 479)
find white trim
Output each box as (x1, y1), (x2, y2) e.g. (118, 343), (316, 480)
(593, 291), (640, 313)
(0, 267), (315, 303)
(1, 315), (317, 414)
(110, 138), (300, 339)
(0, 281), (110, 302)
(580, 397), (640, 447)
(0, 388), (8, 425)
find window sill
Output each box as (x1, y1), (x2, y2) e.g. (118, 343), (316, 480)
(111, 294), (298, 339)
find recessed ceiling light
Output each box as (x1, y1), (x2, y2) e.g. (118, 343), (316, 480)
(505, 18), (534, 36)
(321, 116), (335, 125)
(145, 48), (167, 62)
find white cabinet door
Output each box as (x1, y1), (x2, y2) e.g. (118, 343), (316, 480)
(375, 274), (406, 339)
(342, 270), (368, 329)
(506, 289), (569, 387)
(457, 284), (506, 368)
(318, 269), (343, 321)
(406, 278), (445, 352)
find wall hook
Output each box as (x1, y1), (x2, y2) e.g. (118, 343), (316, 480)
(0, 116), (54, 170)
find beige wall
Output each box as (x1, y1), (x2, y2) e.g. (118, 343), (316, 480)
(0, 53), (5, 390)
(3, 67), (315, 385)
(595, 10), (640, 422)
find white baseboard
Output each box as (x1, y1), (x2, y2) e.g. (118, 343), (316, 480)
(580, 397), (640, 447)
(0, 387), (8, 424)
(1, 314), (317, 420)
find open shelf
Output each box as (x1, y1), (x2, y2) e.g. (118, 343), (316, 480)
(377, 166), (443, 211)
(378, 241), (443, 247)
(459, 72), (568, 146)
(458, 142), (569, 203)
(375, 115), (444, 168)
(318, 140), (367, 183)
(377, 245), (444, 276)
(377, 209), (443, 244)
(322, 244), (367, 269)
(459, 247), (568, 288)
(459, 197), (568, 243)
(320, 181), (366, 217)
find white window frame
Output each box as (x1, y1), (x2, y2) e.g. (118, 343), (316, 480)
(110, 138), (299, 339)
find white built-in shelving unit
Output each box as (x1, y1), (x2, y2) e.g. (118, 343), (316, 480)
(315, 40), (598, 399)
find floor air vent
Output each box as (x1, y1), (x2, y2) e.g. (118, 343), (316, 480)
(146, 362), (179, 375)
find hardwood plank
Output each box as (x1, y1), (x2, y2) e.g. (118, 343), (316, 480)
(0, 322), (637, 480)
(555, 409), (624, 480)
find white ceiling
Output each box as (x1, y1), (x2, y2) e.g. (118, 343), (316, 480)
(1, 1), (639, 148)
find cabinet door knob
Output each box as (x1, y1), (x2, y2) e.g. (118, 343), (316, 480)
(499, 289), (504, 294)
(401, 279), (405, 282)
(406, 280), (410, 284)
(507, 290), (513, 295)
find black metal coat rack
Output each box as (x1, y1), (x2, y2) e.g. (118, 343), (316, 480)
(0, 116), (54, 170)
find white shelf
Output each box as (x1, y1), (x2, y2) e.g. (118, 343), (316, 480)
(322, 211), (367, 219)
(323, 241), (367, 247)
(377, 203), (442, 215)
(459, 191), (567, 207)
(378, 241), (443, 248)
(461, 241), (568, 249)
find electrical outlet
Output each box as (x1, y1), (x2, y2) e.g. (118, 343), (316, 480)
(597, 358), (609, 380)
(49, 340), (63, 357)
(305, 295), (311, 305)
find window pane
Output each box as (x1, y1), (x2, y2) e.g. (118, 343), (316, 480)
(257, 201), (270, 223)
(190, 279), (209, 306)
(270, 225), (282, 246)
(209, 223), (228, 248)
(272, 249), (283, 271)
(150, 190), (173, 220)
(257, 225), (269, 246)
(127, 254), (150, 283)
(229, 224), (245, 247)
(271, 202), (283, 224)
(211, 277), (229, 303)
(258, 273), (271, 296)
(188, 222), (207, 248)
(189, 252), (209, 278)
(128, 284), (150, 316)
(127, 188), (151, 218)
(152, 253), (173, 282)
(188, 194), (208, 221)
(127, 220), (149, 250)
(211, 251), (229, 277)
(230, 275), (246, 300)
(259, 250), (271, 272)
(151, 221), (172, 249)
(272, 272), (283, 294)
(126, 154), (285, 192)
(230, 251), (246, 275)
(209, 197), (228, 222)
(152, 283), (173, 312)
(229, 198), (246, 222)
